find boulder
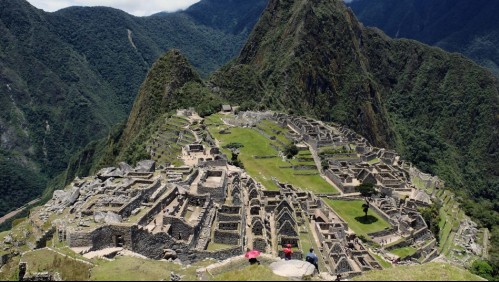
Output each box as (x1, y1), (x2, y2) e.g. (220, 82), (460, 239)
(3, 235), (12, 244)
(119, 162), (134, 173)
(52, 190), (69, 202)
(97, 167), (123, 180)
(66, 187), (80, 205)
(135, 160), (156, 172)
(104, 212), (122, 224)
(163, 249), (177, 260)
(94, 211), (106, 223)
(269, 260), (315, 279)
(131, 208), (142, 216)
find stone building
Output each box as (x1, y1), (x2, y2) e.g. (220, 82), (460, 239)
(197, 170), (228, 202)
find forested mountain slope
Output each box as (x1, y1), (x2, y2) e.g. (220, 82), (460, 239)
(347, 0), (499, 77)
(0, 0), (267, 217)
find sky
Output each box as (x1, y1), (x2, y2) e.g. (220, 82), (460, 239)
(26, 0), (201, 16)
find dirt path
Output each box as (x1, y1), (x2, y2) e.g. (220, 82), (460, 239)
(0, 198), (40, 224)
(483, 228), (489, 259)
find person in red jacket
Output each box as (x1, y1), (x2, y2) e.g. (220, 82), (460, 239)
(283, 244), (293, 260)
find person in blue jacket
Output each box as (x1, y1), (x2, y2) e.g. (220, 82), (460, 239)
(305, 248), (319, 274)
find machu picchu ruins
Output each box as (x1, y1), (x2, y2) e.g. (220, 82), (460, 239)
(0, 110), (487, 280)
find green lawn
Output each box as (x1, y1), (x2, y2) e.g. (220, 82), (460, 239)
(209, 123), (337, 194)
(21, 249), (93, 281)
(369, 251), (392, 268)
(90, 256), (199, 281)
(323, 199), (391, 237)
(389, 247), (417, 258)
(257, 119), (291, 146)
(212, 264), (289, 281)
(207, 242), (234, 251)
(353, 262), (484, 281)
(367, 158), (381, 165)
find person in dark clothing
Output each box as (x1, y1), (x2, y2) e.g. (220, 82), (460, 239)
(249, 257), (261, 265)
(305, 248), (319, 274)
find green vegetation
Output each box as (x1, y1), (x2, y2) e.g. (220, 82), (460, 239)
(207, 242), (234, 251)
(211, 0), (499, 277)
(0, 153), (46, 217)
(223, 142), (245, 149)
(369, 251), (392, 269)
(283, 144), (299, 159)
(353, 262), (484, 281)
(0, 0), (267, 220)
(367, 158), (381, 165)
(0, 255), (21, 281)
(470, 260), (494, 281)
(348, 0), (499, 78)
(319, 147), (352, 156)
(211, 264), (289, 281)
(389, 247), (417, 258)
(90, 256), (198, 281)
(257, 120), (291, 146)
(419, 202), (442, 243)
(21, 249), (92, 281)
(323, 199), (390, 237)
(208, 120), (337, 194)
(357, 183), (377, 198)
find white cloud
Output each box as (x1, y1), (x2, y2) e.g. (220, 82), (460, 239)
(26, 0), (201, 16)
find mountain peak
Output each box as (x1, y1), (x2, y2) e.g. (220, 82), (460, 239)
(217, 0), (394, 147)
(121, 49), (201, 144)
(213, 0), (498, 209)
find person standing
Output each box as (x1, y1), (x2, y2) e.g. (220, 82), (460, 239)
(305, 248), (319, 274)
(283, 244), (293, 260)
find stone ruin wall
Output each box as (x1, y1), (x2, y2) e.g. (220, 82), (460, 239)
(117, 195), (142, 218)
(177, 169), (199, 186)
(116, 180), (162, 218)
(137, 187), (179, 226)
(198, 171), (227, 200)
(131, 226), (243, 263)
(213, 230), (240, 245)
(66, 225), (133, 250)
(164, 217), (195, 243)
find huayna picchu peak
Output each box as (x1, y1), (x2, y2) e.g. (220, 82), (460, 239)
(212, 0), (498, 225)
(0, 0), (497, 281)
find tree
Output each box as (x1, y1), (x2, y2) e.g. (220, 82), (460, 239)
(362, 201), (370, 218)
(321, 159), (330, 170)
(419, 201), (442, 243)
(230, 149), (244, 169)
(357, 183), (377, 198)
(284, 144), (299, 159)
(470, 260), (494, 281)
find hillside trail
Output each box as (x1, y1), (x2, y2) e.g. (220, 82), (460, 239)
(0, 198), (40, 224)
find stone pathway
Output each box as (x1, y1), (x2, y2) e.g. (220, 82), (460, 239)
(483, 228), (489, 259)
(83, 247), (123, 259)
(373, 234), (402, 245)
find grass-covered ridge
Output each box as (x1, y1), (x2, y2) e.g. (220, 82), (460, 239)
(352, 262), (485, 281)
